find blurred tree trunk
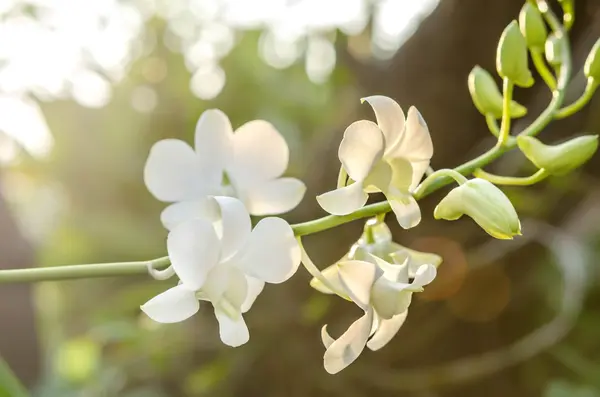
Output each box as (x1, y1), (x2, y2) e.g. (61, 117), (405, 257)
(0, 189), (40, 387)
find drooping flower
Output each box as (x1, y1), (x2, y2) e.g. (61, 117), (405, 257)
(316, 96), (434, 229)
(313, 254), (437, 374)
(144, 109), (306, 229)
(310, 219), (442, 295)
(141, 196), (301, 347)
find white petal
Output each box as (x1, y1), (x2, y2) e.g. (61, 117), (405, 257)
(387, 107), (433, 188)
(321, 325), (335, 349)
(408, 160), (430, 191)
(367, 311), (408, 351)
(388, 190), (421, 229)
(213, 308), (250, 347)
(339, 120), (384, 182)
(371, 277), (413, 319)
(309, 264), (344, 295)
(366, 253), (405, 282)
(412, 264), (437, 288)
(221, 267), (249, 312)
(241, 276), (265, 313)
(242, 177), (306, 216)
(141, 285), (199, 324)
(316, 183), (368, 216)
(204, 265), (248, 314)
(144, 139), (221, 202)
(232, 217), (301, 284)
(323, 309), (374, 374)
(194, 109), (234, 171)
(160, 199), (218, 231)
(362, 96), (406, 151)
(363, 160), (392, 192)
(388, 158), (414, 192)
(227, 120), (289, 187)
(337, 260), (380, 310)
(211, 196), (252, 262)
(167, 219), (221, 290)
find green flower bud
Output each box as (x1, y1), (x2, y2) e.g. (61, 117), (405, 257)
(584, 38), (600, 81)
(468, 66), (528, 118)
(496, 20), (534, 87)
(517, 135), (599, 175)
(545, 32), (566, 67)
(434, 179), (521, 240)
(519, 3), (547, 49)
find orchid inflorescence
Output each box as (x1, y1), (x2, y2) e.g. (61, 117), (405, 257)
(0, 0), (599, 376)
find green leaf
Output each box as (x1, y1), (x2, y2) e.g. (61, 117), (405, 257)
(0, 356), (29, 397)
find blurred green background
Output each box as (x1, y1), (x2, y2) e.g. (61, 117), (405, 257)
(1, 0), (600, 396)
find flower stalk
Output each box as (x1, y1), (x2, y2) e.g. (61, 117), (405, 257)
(473, 168), (549, 186)
(0, 5), (578, 285)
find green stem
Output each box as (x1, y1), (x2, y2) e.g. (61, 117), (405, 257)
(531, 48), (557, 90)
(0, 257), (170, 284)
(485, 114), (500, 138)
(292, 201), (391, 236)
(473, 168), (549, 186)
(413, 169), (468, 198)
(498, 78), (514, 146)
(555, 79), (598, 119)
(0, 7), (574, 284)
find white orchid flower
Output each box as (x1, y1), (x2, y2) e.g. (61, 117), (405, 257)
(316, 255), (436, 374)
(316, 96), (433, 229)
(144, 109), (306, 229)
(141, 196), (301, 347)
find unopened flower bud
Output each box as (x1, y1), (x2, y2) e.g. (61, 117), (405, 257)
(468, 66), (527, 118)
(434, 179), (521, 240)
(496, 20), (534, 87)
(584, 38), (600, 82)
(519, 3), (547, 50)
(517, 135), (599, 175)
(545, 33), (566, 67)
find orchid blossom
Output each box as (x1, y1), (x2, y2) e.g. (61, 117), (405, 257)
(141, 196), (301, 347)
(313, 254), (437, 373)
(144, 109), (306, 230)
(317, 96), (433, 229)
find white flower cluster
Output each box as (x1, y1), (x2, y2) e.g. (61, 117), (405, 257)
(139, 95), (521, 373)
(141, 111), (305, 346)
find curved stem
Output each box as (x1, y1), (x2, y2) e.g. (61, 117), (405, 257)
(297, 237), (344, 297)
(555, 79), (598, 119)
(0, 257), (171, 284)
(485, 114), (500, 138)
(473, 168), (549, 186)
(147, 263), (176, 280)
(531, 48), (557, 90)
(413, 169), (468, 198)
(498, 78), (514, 146)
